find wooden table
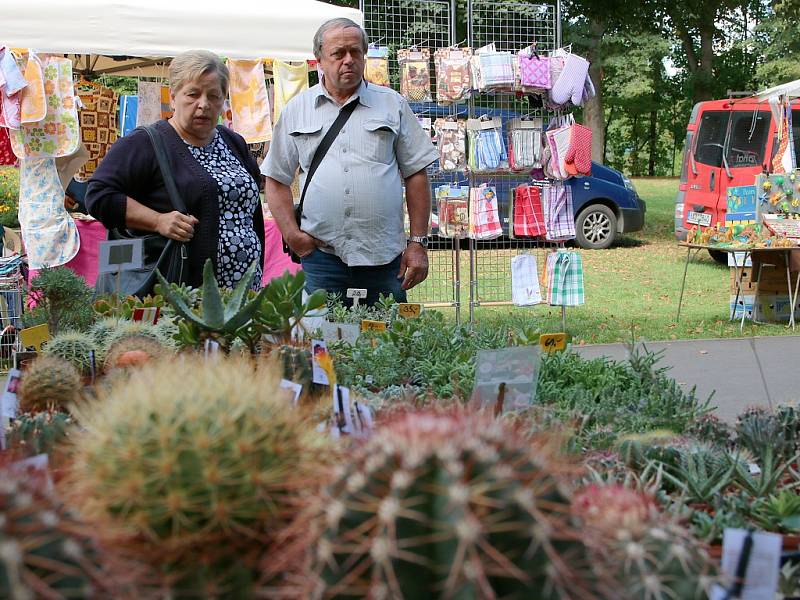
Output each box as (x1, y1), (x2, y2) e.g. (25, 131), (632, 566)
(676, 243), (800, 330)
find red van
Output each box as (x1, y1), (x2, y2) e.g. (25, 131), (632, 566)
(674, 97), (800, 261)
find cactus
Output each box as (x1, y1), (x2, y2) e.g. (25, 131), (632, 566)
(573, 483), (716, 600)
(18, 355), (82, 413)
(0, 467), (102, 599)
(103, 334), (169, 372)
(6, 411), (72, 458)
(88, 316), (123, 350)
(64, 355), (330, 596)
(735, 406), (789, 460)
(687, 413), (732, 447)
(157, 258), (269, 352)
(41, 331), (97, 377)
(273, 344), (315, 393)
(304, 410), (596, 599)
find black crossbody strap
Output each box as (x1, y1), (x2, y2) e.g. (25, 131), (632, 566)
(298, 99), (358, 213)
(143, 125), (188, 214)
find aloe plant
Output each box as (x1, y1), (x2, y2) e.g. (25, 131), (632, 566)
(660, 444), (736, 504)
(156, 259), (268, 352)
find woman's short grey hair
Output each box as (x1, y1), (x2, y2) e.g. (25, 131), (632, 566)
(169, 50), (230, 96)
(313, 18), (368, 60)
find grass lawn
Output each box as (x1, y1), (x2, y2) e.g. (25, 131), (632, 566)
(410, 178), (795, 344)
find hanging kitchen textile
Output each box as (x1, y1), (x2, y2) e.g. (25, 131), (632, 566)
(9, 57), (80, 159)
(548, 250), (584, 306)
(512, 185), (546, 238)
(74, 80), (118, 181)
(544, 184), (576, 241)
(365, 46), (390, 87)
(397, 48), (432, 103)
(563, 122), (592, 177)
(511, 254), (542, 306)
(136, 81), (161, 126)
(160, 85), (173, 120)
(228, 59), (272, 144)
(435, 184), (470, 238)
(518, 47), (551, 91)
(18, 158), (80, 269)
(434, 47), (473, 105)
(17, 51), (46, 124)
(273, 60), (309, 122)
(508, 117), (542, 171)
(0, 47), (27, 129)
(469, 184), (502, 240)
(0, 127), (16, 166)
(433, 118), (466, 171)
(119, 95), (138, 136)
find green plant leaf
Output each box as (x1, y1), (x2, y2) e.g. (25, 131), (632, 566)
(224, 260), (259, 323)
(200, 260), (225, 330)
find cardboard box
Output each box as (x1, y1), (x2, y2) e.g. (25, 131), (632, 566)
(753, 293), (800, 323)
(730, 267), (757, 294)
(753, 264), (800, 293)
(730, 294), (755, 320)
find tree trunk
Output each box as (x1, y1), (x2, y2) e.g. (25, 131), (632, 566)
(693, 25), (716, 103)
(648, 60), (662, 176)
(603, 105), (615, 164)
(583, 17), (607, 164)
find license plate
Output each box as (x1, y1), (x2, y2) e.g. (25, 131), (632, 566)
(686, 211), (712, 226)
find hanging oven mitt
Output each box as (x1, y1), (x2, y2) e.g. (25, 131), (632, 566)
(550, 52), (590, 106)
(564, 123), (592, 176)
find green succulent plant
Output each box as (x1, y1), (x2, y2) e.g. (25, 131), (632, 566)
(65, 355), (330, 597)
(6, 410), (72, 458)
(304, 410), (597, 599)
(752, 489), (800, 533)
(254, 270), (327, 345)
(157, 259), (269, 352)
(41, 330), (97, 377)
(18, 355), (82, 413)
(660, 444), (736, 505)
(0, 467), (102, 599)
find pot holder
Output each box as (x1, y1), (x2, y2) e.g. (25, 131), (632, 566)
(19, 157), (80, 269)
(519, 53), (551, 89)
(550, 52), (590, 107)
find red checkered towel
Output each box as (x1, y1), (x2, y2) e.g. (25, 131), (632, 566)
(513, 185), (546, 237)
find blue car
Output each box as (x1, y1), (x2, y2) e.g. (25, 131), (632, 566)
(429, 162), (646, 249)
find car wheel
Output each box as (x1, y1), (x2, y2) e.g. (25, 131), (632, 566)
(575, 204), (617, 249)
(708, 249), (729, 266)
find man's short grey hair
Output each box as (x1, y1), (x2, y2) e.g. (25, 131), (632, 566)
(313, 18), (369, 60)
(169, 50), (230, 96)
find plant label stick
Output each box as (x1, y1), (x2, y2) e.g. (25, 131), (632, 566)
(710, 528), (780, 600)
(1, 368), (21, 419)
(346, 288), (368, 308)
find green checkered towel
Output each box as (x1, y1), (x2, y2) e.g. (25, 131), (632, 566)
(549, 250), (584, 306)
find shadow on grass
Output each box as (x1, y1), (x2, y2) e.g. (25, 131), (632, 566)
(612, 236), (647, 248)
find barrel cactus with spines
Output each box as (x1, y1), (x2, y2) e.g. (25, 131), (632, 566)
(103, 334), (169, 372)
(274, 344), (315, 393)
(65, 355), (331, 596)
(0, 467), (102, 599)
(18, 355), (82, 413)
(42, 331), (97, 377)
(573, 483), (716, 600)
(305, 410), (597, 599)
(88, 316), (122, 349)
(6, 411), (72, 458)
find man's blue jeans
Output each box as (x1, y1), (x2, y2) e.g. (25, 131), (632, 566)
(301, 249), (407, 306)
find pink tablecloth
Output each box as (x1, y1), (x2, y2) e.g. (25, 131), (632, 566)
(29, 216), (301, 288)
(262, 216), (302, 285)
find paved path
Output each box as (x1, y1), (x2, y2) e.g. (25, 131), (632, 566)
(573, 336), (800, 422)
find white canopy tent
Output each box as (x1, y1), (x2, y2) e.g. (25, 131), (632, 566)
(755, 79), (800, 101)
(2, 0), (363, 75)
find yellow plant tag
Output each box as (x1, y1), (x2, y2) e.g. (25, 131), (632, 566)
(20, 324), (51, 351)
(361, 320), (387, 332)
(398, 303), (422, 318)
(539, 333), (567, 353)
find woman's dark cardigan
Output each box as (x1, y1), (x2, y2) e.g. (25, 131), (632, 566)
(86, 119), (265, 288)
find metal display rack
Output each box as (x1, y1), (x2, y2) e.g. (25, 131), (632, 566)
(361, 0), (572, 327)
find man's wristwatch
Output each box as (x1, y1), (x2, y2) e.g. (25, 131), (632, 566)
(408, 235), (429, 248)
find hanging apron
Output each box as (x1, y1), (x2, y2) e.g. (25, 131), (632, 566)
(19, 157), (80, 269)
(10, 56), (80, 159)
(19, 51), (46, 124)
(228, 59), (272, 144)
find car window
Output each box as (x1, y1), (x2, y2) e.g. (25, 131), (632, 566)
(726, 111), (770, 168)
(694, 110), (728, 167)
(680, 132), (693, 183)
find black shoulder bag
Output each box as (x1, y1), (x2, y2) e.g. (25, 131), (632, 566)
(95, 125), (190, 298)
(283, 100), (358, 263)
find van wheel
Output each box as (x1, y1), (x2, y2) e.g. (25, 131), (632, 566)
(575, 205), (617, 249)
(708, 250), (729, 266)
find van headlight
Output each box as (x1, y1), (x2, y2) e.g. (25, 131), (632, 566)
(622, 175), (636, 192)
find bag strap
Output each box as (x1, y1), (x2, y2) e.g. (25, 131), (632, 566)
(143, 125), (188, 214)
(298, 99), (359, 213)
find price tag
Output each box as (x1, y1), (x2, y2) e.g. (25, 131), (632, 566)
(20, 324), (50, 351)
(204, 339), (221, 359)
(1, 368), (21, 419)
(361, 320), (387, 332)
(710, 529), (780, 600)
(346, 288), (368, 308)
(539, 333), (566, 353)
(398, 303), (422, 319)
(98, 238), (144, 274)
(279, 379), (303, 406)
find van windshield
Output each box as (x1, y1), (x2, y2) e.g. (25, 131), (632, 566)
(726, 111), (770, 168)
(694, 111), (727, 167)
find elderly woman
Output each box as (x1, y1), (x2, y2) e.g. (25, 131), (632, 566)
(86, 50), (264, 289)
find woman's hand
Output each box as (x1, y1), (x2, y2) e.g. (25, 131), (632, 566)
(156, 211), (200, 242)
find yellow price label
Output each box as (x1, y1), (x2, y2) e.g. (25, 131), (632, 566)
(539, 333), (567, 353)
(20, 324), (51, 351)
(361, 319), (387, 332)
(398, 303), (422, 319)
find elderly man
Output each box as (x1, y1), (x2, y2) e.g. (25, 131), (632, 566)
(262, 18), (438, 306)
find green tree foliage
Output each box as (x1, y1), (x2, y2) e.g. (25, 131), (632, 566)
(754, 0), (800, 86)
